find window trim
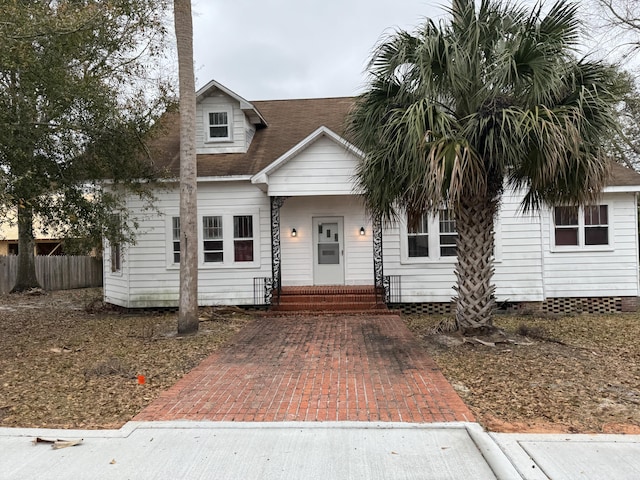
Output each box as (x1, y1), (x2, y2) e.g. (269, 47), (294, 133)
(204, 108), (233, 143)
(400, 211), (458, 264)
(551, 204), (613, 252)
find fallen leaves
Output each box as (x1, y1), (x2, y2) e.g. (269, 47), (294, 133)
(0, 288), (252, 429)
(406, 313), (640, 434)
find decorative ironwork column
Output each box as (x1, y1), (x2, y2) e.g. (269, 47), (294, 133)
(270, 196), (288, 303)
(373, 214), (386, 300)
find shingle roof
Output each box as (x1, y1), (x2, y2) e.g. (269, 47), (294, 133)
(148, 97), (640, 188)
(149, 97), (354, 178)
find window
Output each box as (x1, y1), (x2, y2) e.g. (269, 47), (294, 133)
(439, 210), (457, 256)
(407, 213), (429, 257)
(206, 111), (231, 141)
(404, 209), (457, 260)
(172, 217), (180, 263)
(203, 216), (224, 262)
(233, 215), (254, 262)
(553, 205), (609, 247)
(109, 214), (122, 273)
(110, 241), (121, 273)
(584, 205), (608, 245)
(554, 206), (579, 246)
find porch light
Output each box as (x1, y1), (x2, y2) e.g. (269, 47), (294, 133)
(360, 227), (366, 236)
(291, 228), (297, 237)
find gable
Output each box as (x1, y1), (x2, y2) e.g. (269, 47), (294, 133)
(254, 132), (362, 196)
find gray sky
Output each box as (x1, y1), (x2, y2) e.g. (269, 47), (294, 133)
(189, 1), (621, 102)
(191, 0), (443, 100)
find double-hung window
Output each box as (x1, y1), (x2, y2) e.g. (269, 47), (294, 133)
(206, 110), (231, 142)
(403, 209), (458, 260)
(407, 213), (429, 257)
(553, 205), (609, 247)
(439, 210), (457, 256)
(171, 217), (181, 263)
(203, 215), (224, 263)
(233, 215), (254, 262)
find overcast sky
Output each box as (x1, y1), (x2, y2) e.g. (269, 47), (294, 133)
(191, 0), (443, 100)
(189, 1), (620, 102)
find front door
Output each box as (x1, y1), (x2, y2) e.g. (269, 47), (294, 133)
(313, 217), (345, 285)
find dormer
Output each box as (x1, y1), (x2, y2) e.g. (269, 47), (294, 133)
(195, 80), (267, 155)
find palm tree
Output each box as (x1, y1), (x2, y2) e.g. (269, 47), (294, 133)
(174, 0), (199, 334)
(347, 0), (623, 334)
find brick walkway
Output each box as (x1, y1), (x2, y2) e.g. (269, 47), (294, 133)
(135, 314), (474, 423)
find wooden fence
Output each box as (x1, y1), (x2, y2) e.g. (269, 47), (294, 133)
(0, 256), (103, 295)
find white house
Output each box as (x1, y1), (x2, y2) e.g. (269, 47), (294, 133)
(103, 80), (640, 314)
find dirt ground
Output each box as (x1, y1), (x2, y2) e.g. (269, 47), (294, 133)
(1, 288), (639, 433)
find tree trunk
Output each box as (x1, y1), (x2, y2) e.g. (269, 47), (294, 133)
(453, 190), (499, 334)
(174, 0), (198, 335)
(11, 203), (41, 292)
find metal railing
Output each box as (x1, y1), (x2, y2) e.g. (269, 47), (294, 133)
(253, 277), (274, 306)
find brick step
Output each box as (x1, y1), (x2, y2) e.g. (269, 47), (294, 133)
(271, 286), (388, 313)
(277, 294), (379, 304)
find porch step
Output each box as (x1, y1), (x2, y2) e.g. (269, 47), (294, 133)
(270, 286), (389, 313)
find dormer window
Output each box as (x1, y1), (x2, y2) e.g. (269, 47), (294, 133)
(206, 109), (232, 142)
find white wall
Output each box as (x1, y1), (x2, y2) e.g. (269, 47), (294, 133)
(196, 94), (251, 155)
(104, 181), (272, 308)
(267, 136), (359, 196)
(280, 195), (373, 286)
(541, 192), (639, 298)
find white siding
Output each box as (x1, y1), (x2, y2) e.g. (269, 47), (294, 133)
(196, 94), (248, 155)
(280, 196), (372, 286)
(106, 182), (272, 308)
(382, 189), (546, 303)
(541, 192), (639, 298)
(268, 136), (359, 196)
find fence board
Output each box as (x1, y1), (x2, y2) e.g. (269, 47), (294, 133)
(0, 256), (103, 294)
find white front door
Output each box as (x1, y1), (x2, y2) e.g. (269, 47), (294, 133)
(313, 217), (345, 285)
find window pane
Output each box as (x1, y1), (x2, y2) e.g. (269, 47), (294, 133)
(439, 210), (456, 233)
(234, 215), (253, 238)
(584, 205), (608, 226)
(555, 206), (578, 226)
(440, 246), (457, 257)
(585, 227), (608, 245)
(203, 216), (223, 239)
(408, 236), (429, 257)
(172, 217), (180, 263)
(234, 240), (254, 262)
(208, 112), (229, 138)
(204, 240), (223, 250)
(555, 228), (578, 245)
(407, 213), (428, 234)
(204, 252), (223, 263)
(209, 112), (227, 125)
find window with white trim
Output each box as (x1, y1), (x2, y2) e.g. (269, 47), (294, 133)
(233, 215), (254, 262)
(172, 217), (180, 263)
(206, 110), (231, 142)
(553, 205), (609, 247)
(203, 215), (224, 263)
(407, 213), (429, 257)
(109, 214), (122, 273)
(403, 209), (457, 261)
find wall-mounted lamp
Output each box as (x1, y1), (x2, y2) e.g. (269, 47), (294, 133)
(291, 228), (297, 237)
(359, 227), (366, 236)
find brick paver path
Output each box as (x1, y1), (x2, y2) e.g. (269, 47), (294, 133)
(135, 314), (474, 423)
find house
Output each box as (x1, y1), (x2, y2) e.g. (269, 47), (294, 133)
(103, 80), (640, 314)
(0, 213), (66, 256)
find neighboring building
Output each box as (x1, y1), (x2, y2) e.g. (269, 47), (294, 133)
(103, 80), (640, 314)
(0, 214), (65, 256)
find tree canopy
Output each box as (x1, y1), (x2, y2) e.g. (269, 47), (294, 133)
(347, 0), (626, 332)
(0, 0), (173, 290)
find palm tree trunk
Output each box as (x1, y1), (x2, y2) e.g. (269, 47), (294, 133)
(11, 203), (41, 292)
(453, 191), (499, 334)
(174, 0), (198, 334)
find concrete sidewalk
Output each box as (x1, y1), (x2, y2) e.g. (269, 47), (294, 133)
(2, 422), (640, 479)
